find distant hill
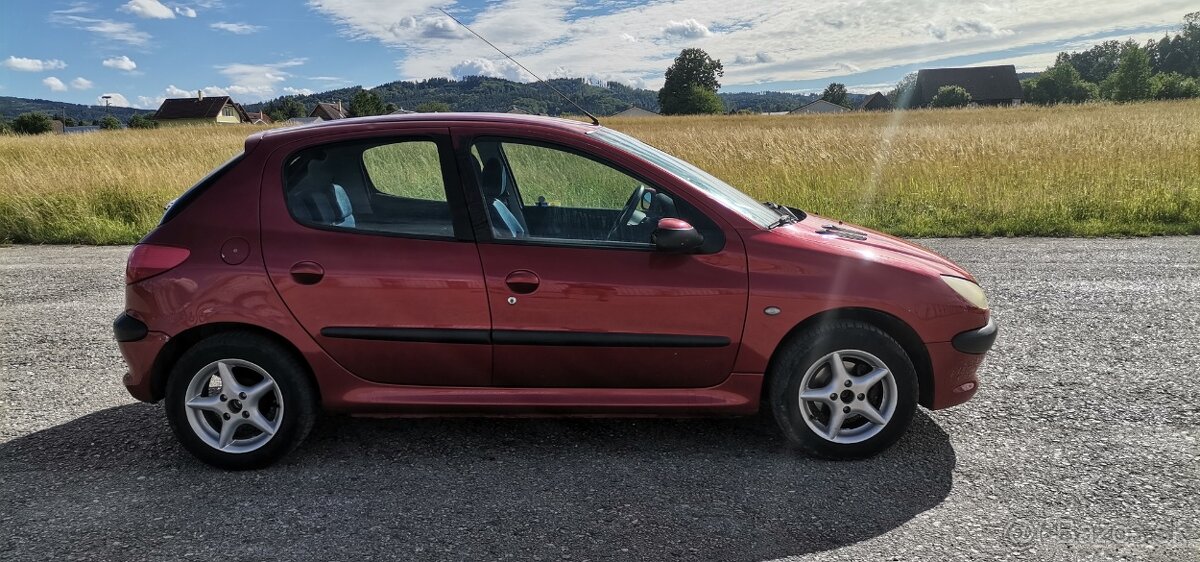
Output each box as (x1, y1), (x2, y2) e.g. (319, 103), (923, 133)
(0, 96), (151, 122)
(1, 77), (861, 123)
(251, 76), (835, 116)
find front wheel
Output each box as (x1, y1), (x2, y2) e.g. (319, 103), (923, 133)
(768, 321), (918, 459)
(164, 332), (317, 470)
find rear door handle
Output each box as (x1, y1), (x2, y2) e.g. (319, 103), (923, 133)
(289, 261), (325, 285)
(504, 269), (540, 294)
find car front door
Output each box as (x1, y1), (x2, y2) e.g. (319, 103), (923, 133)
(260, 128), (492, 387)
(453, 128), (749, 388)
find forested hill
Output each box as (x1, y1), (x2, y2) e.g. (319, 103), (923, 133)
(0, 96), (151, 122)
(249, 76), (832, 116)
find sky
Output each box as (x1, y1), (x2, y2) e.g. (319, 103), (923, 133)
(0, 0), (1192, 109)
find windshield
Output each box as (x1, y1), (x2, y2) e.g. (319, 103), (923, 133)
(589, 128), (782, 228)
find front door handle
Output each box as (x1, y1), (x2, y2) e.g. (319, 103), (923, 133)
(289, 261), (325, 285)
(504, 270), (540, 294)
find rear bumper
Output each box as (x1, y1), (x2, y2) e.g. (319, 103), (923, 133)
(114, 312), (167, 403)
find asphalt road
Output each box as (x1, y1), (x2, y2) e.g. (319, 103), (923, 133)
(1, 239), (1197, 562)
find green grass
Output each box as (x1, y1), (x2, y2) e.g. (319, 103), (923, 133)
(1, 100), (1198, 244)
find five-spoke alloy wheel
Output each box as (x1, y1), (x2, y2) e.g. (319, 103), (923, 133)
(769, 320), (918, 459)
(165, 332), (316, 470)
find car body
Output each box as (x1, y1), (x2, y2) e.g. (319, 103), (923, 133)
(114, 113), (996, 468)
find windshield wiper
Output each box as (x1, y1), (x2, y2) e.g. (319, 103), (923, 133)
(763, 201), (801, 229)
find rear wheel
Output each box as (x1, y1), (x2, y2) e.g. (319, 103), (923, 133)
(164, 333), (316, 470)
(768, 321), (918, 459)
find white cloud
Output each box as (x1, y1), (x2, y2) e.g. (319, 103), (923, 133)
(52, 15), (152, 46)
(98, 93), (132, 107)
(120, 0), (175, 19)
(204, 59), (307, 100)
(43, 77), (68, 92)
(283, 86), (314, 95)
(165, 84), (192, 97)
(210, 22), (265, 34)
(102, 55), (138, 72)
(71, 77), (94, 89)
(663, 19), (713, 39)
(202, 86), (230, 96)
(450, 58), (532, 82)
(307, 0), (1195, 91)
(3, 56), (67, 72)
(175, 6), (197, 17)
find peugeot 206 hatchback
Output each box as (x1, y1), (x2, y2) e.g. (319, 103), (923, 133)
(114, 114), (997, 469)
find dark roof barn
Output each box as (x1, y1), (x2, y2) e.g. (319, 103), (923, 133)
(858, 92), (892, 111)
(913, 65), (1023, 106)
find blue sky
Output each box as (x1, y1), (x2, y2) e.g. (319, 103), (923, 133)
(0, 0), (1192, 109)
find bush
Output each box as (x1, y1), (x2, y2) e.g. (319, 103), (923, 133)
(99, 115), (121, 130)
(1150, 72), (1200, 100)
(11, 112), (53, 135)
(1023, 62), (1098, 104)
(930, 85), (972, 108)
(127, 114), (159, 129)
(415, 101), (451, 113)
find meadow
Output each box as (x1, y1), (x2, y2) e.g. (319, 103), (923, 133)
(1, 100), (1198, 244)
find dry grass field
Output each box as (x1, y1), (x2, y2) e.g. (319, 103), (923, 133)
(1, 100), (1198, 244)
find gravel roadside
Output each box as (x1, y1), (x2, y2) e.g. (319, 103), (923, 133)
(1, 239), (1197, 561)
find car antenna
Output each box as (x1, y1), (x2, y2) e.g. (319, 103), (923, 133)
(437, 8), (601, 126)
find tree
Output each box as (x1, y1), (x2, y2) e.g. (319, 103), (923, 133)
(99, 115), (122, 130)
(658, 48), (724, 115)
(1102, 42), (1153, 102)
(1022, 61), (1098, 104)
(1150, 72), (1200, 99)
(348, 89), (386, 117)
(887, 72), (919, 109)
(820, 83), (849, 107)
(11, 112), (53, 135)
(415, 101), (452, 113)
(929, 85), (972, 108)
(1057, 40), (1123, 84)
(127, 114), (159, 129)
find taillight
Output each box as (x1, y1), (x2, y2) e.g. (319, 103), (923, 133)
(126, 244), (190, 284)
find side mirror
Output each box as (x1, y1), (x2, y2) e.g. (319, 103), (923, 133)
(652, 218), (703, 252)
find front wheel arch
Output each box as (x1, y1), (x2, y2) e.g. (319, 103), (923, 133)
(764, 308), (934, 408)
(149, 322), (319, 405)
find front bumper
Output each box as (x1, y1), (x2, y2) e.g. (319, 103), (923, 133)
(926, 318), (998, 409)
(952, 317), (998, 354)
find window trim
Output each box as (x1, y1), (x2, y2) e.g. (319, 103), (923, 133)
(279, 134), (474, 243)
(462, 135), (725, 254)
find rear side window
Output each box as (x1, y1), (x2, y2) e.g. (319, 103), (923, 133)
(283, 139), (455, 239)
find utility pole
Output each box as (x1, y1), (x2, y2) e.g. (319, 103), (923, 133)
(101, 95), (112, 116)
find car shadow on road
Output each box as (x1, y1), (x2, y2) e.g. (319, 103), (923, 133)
(1, 404), (955, 561)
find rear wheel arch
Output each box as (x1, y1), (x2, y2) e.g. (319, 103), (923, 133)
(765, 308), (934, 408)
(149, 323), (319, 404)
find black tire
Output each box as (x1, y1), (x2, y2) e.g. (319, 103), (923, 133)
(164, 332), (317, 470)
(768, 320), (918, 459)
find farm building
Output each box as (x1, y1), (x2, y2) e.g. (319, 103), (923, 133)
(245, 111), (273, 125)
(612, 106), (661, 118)
(152, 93), (250, 125)
(858, 92), (892, 111)
(913, 65), (1023, 107)
(310, 102), (346, 120)
(790, 100), (851, 114)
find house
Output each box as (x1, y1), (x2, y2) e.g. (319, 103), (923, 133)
(310, 102), (346, 120)
(246, 111), (273, 125)
(912, 65), (1023, 107)
(612, 106), (660, 118)
(789, 99), (851, 114)
(152, 92), (250, 125)
(858, 92), (892, 111)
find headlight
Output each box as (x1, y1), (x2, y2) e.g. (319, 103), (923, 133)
(941, 276), (989, 310)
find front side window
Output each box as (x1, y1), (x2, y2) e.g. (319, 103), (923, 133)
(284, 139), (455, 238)
(470, 138), (721, 249)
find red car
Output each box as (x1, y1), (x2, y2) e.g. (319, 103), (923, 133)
(114, 113), (995, 469)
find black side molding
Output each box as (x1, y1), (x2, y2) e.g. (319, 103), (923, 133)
(321, 327), (491, 344)
(319, 327), (730, 348)
(951, 318), (998, 354)
(113, 312), (148, 342)
(492, 330), (729, 348)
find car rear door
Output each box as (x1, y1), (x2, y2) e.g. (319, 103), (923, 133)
(260, 127), (492, 387)
(452, 126), (749, 388)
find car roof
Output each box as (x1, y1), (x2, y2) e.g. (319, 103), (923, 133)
(253, 112), (600, 145)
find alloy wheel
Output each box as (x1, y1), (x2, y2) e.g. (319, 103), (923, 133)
(797, 349), (898, 444)
(183, 359), (284, 454)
